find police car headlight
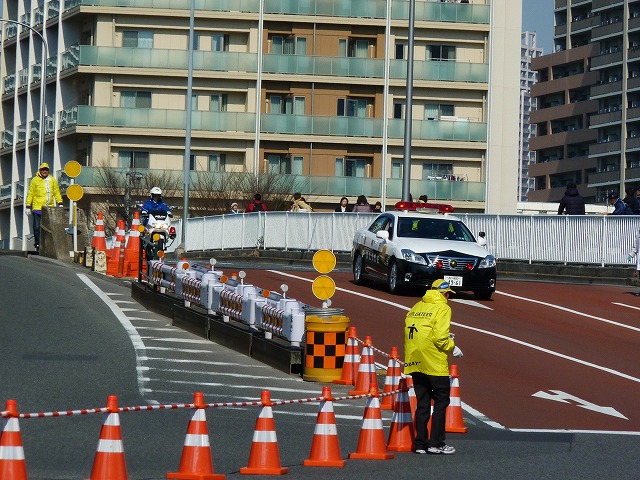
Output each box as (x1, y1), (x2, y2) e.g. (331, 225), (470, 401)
(401, 249), (427, 265)
(479, 255), (496, 268)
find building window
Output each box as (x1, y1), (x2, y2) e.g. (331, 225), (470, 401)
(212, 34), (229, 52)
(190, 154), (196, 171)
(208, 153), (227, 172)
(391, 161), (402, 179)
(120, 90), (152, 108)
(339, 38), (372, 58)
(118, 151), (150, 169)
(337, 98), (368, 117)
(428, 45), (455, 61)
(270, 35), (307, 55)
(123, 30), (153, 48)
(393, 102), (403, 119)
(267, 154), (301, 174)
(210, 94), (228, 112)
(425, 103), (454, 120)
(395, 43), (405, 60)
(423, 163), (453, 180)
(335, 157), (367, 177)
(268, 95), (305, 114)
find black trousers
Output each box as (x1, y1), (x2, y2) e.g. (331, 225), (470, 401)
(411, 371), (450, 449)
(32, 212), (42, 248)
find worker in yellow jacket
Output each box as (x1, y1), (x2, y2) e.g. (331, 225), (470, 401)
(25, 163), (63, 252)
(404, 279), (464, 455)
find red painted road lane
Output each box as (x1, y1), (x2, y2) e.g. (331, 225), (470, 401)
(241, 269), (640, 432)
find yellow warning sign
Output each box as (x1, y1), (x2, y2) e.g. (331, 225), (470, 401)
(312, 249), (336, 274)
(63, 160), (82, 178)
(66, 184), (84, 201)
(312, 275), (336, 300)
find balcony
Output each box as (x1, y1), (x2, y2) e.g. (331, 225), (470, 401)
(0, 184), (11, 204)
(627, 136), (640, 151)
(627, 107), (640, 122)
(591, 20), (623, 40)
(589, 110), (622, 127)
(60, 45), (258, 73)
(16, 124), (27, 144)
(1, 130), (13, 150)
(590, 50), (624, 69)
(587, 169), (621, 185)
(592, 0), (623, 11)
(17, 68), (29, 90)
(390, 59), (488, 83)
(554, 23), (567, 37)
(590, 80), (622, 98)
(33, 5), (45, 26)
(570, 16), (598, 33)
(589, 140), (621, 157)
(554, 0), (567, 8)
(629, 76), (640, 92)
(630, 16), (640, 32)
(62, 0), (490, 24)
(4, 22), (17, 40)
(629, 47), (640, 62)
(2, 74), (16, 95)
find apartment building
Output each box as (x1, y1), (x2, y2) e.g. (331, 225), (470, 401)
(0, 0), (520, 250)
(519, 31), (543, 201)
(530, 0), (640, 204)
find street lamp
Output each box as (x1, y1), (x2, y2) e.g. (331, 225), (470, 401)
(181, 0), (195, 249)
(401, 0), (415, 202)
(0, 19), (48, 170)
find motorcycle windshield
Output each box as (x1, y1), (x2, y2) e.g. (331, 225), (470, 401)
(148, 210), (168, 221)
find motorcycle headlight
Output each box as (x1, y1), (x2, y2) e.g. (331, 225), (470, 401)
(401, 249), (427, 265)
(479, 255), (496, 268)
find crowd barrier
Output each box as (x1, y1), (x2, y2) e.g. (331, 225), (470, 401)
(147, 259), (307, 347)
(0, 330), (467, 478)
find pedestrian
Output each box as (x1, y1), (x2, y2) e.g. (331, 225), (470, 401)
(623, 186), (640, 215)
(335, 197), (352, 212)
(290, 192), (313, 212)
(352, 195), (371, 213)
(557, 182), (585, 215)
(229, 202), (240, 214)
(418, 194), (429, 204)
(25, 162), (63, 252)
(245, 193), (267, 213)
(629, 228), (640, 281)
(608, 192), (633, 215)
(372, 201), (383, 213)
(404, 279), (464, 455)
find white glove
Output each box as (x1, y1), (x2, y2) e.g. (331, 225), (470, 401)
(452, 346), (464, 358)
(25, 208), (31, 216)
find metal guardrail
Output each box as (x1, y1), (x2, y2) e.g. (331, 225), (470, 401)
(174, 212), (640, 267)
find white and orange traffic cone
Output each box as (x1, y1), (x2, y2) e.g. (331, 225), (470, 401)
(380, 347), (402, 410)
(445, 365), (468, 433)
(92, 212), (108, 252)
(167, 392), (225, 480)
(348, 386), (394, 460)
(405, 375), (417, 424)
(333, 326), (360, 386)
(124, 211), (142, 278)
(348, 336), (378, 396)
(303, 386), (345, 468)
(240, 391), (288, 475)
(386, 377), (415, 452)
(106, 220), (125, 277)
(0, 400), (28, 480)
(89, 395), (128, 480)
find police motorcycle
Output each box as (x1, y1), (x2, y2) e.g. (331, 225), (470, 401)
(138, 187), (177, 261)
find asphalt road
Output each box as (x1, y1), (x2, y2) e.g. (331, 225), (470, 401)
(1, 254), (639, 479)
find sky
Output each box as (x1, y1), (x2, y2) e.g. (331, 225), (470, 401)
(522, 0), (554, 55)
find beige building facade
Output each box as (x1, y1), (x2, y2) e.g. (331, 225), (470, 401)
(1, 0), (520, 250)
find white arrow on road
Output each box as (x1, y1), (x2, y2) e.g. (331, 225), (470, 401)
(532, 390), (628, 420)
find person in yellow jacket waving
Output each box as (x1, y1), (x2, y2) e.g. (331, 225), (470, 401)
(404, 279), (464, 455)
(25, 163), (63, 252)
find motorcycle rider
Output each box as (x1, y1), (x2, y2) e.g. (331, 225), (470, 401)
(141, 187), (172, 226)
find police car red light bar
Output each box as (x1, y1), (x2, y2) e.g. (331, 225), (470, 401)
(394, 201), (455, 214)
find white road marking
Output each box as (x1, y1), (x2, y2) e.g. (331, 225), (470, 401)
(532, 390), (627, 419)
(612, 302), (640, 312)
(509, 429), (640, 436)
(141, 357), (272, 368)
(145, 367), (303, 382)
(450, 298), (493, 310)
(145, 346), (213, 354)
(112, 300), (137, 304)
(496, 291), (640, 333)
(140, 337), (212, 344)
(135, 327), (176, 332)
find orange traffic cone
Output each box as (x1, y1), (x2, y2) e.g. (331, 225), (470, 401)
(405, 375), (417, 423)
(333, 326), (360, 386)
(380, 347), (402, 410)
(386, 378), (415, 452)
(106, 220), (125, 277)
(89, 395), (128, 480)
(445, 365), (468, 433)
(125, 212), (141, 277)
(348, 386), (394, 460)
(167, 392), (225, 480)
(348, 336), (378, 396)
(303, 387), (345, 468)
(92, 212), (108, 252)
(240, 391), (288, 475)
(0, 400), (28, 480)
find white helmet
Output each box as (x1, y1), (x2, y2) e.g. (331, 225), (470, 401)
(150, 187), (162, 196)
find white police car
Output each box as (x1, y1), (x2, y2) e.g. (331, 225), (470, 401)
(351, 202), (496, 299)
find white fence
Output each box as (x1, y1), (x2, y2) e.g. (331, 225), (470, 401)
(170, 212), (640, 267)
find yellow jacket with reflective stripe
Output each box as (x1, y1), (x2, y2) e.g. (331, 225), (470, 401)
(26, 173), (62, 211)
(403, 290), (455, 377)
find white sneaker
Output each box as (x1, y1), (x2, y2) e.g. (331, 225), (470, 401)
(414, 449), (427, 454)
(427, 444), (455, 455)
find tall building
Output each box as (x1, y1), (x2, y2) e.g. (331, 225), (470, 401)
(0, 0), (521, 250)
(530, 0), (640, 204)
(519, 31), (543, 201)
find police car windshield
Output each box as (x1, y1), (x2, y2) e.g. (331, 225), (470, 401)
(396, 217), (475, 242)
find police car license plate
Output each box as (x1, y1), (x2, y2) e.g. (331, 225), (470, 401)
(444, 275), (463, 286)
